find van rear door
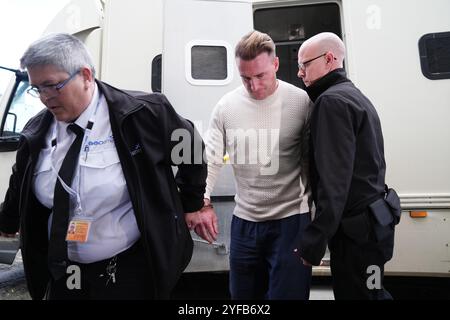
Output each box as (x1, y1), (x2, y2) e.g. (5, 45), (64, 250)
(162, 0), (253, 272)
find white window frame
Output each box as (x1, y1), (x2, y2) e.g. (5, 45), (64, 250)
(185, 40), (233, 86)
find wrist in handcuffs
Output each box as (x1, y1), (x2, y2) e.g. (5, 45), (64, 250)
(202, 198), (213, 210)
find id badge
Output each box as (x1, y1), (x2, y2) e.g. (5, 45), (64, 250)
(66, 218), (92, 243)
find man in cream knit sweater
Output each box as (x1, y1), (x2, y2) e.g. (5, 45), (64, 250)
(185, 31), (313, 300)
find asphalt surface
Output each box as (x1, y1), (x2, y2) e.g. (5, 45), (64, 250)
(0, 251), (30, 300)
(1, 253), (449, 300)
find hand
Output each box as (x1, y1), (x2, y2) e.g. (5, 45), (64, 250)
(293, 248), (313, 266)
(185, 200), (219, 244)
(301, 258), (313, 267)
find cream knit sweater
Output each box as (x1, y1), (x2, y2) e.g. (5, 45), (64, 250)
(205, 80), (312, 222)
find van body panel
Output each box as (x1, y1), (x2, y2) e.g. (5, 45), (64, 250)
(0, 0), (449, 276)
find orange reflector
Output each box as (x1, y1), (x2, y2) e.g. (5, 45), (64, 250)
(410, 211), (428, 218)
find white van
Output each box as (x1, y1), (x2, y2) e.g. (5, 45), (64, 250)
(1, 0), (449, 277)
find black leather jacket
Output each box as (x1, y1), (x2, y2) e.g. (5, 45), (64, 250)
(0, 80), (207, 299)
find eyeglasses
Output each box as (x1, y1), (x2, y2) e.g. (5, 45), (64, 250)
(27, 69), (80, 98)
(298, 53), (327, 71)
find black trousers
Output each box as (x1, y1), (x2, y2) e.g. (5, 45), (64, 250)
(329, 228), (393, 300)
(46, 240), (154, 300)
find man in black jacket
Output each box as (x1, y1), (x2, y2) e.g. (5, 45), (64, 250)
(0, 33), (207, 300)
(296, 32), (394, 299)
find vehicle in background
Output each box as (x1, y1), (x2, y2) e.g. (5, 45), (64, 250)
(1, 0), (449, 277)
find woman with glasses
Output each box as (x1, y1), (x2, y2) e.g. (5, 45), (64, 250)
(0, 33), (207, 300)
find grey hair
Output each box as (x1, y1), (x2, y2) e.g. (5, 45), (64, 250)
(20, 33), (96, 76)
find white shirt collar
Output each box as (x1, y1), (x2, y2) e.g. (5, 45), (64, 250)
(52, 83), (99, 141)
(74, 83), (100, 130)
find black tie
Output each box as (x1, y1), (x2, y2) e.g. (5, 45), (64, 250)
(48, 123), (84, 280)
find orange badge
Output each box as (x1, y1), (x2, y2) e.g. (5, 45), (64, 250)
(66, 220), (91, 243)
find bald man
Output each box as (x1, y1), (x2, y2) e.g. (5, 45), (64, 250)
(295, 33), (397, 300)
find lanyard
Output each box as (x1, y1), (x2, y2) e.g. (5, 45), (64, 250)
(49, 94), (102, 216)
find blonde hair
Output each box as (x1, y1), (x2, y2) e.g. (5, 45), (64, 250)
(235, 30), (276, 60)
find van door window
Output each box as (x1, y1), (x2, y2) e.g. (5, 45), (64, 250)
(419, 32), (450, 80)
(185, 40), (234, 86)
(151, 54), (162, 93)
(2, 80), (45, 137)
(254, 3), (342, 89)
(191, 46), (227, 80)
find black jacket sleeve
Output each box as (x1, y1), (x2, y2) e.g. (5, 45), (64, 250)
(299, 96), (357, 265)
(0, 138), (28, 234)
(154, 94), (207, 213)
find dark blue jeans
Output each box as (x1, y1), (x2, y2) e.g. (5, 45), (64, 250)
(230, 213), (312, 300)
